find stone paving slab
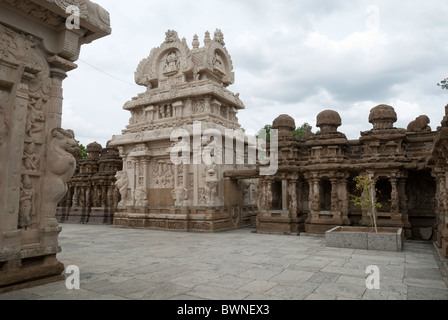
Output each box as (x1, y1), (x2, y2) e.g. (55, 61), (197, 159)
(0, 224), (447, 300)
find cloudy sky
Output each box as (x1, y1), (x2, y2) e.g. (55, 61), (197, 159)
(62, 0), (448, 147)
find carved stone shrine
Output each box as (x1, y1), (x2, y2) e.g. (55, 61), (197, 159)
(57, 141), (122, 224)
(110, 30), (257, 231)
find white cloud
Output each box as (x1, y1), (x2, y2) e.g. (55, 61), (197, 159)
(61, 0), (448, 146)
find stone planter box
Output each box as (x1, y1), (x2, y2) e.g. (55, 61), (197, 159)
(326, 226), (403, 252)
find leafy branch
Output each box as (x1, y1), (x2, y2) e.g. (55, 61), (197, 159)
(349, 175), (382, 233)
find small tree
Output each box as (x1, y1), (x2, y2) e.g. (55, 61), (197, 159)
(77, 142), (88, 160)
(437, 78), (448, 90)
(350, 175), (382, 233)
(293, 122), (312, 139)
(256, 124), (273, 141)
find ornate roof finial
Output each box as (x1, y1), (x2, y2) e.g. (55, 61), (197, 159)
(204, 31), (211, 45)
(214, 28), (225, 46)
(192, 34), (200, 49)
(165, 29), (179, 43)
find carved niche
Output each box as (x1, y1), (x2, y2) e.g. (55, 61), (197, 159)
(153, 160), (174, 188)
(134, 29), (192, 89)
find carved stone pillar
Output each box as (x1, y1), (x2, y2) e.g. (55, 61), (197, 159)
(390, 178), (400, 215)
(330, 178), (340, 215)
(101, 185), (107, 208)
(0, 0), (111, 292)
(72, 186), (79, 208)
(339, 176), (349, 218)
(398, 176), (411, 236)
(282, 179), (288, 211)
(288, 179), (298, 216)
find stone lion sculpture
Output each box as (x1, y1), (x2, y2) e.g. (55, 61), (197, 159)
(40, 128), (77, 228)
(407, 115), (431, 132)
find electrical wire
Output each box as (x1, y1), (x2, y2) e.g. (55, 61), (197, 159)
(78, 58), (137, 86)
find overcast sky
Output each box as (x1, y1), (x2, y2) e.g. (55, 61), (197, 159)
(62, 0), (448, 148)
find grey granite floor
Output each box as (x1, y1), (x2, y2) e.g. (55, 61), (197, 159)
(0, 224), (447, 300)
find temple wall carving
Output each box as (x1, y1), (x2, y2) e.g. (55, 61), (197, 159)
(0, 0), (110, 292)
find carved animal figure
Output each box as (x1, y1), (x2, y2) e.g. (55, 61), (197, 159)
(407, 115), (431, 132)
(115, 171), (129, 206)
(204, 164), (218, 205)
(40, 128), (77, 228)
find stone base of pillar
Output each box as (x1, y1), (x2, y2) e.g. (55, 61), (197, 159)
(0, 253), (64, 294)
(85, 208), (114, 225)
(256, 210), (305, 235)
(305, 212), (352, 234)
(113, 206), (254, 232)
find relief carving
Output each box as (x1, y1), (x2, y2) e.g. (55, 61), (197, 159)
(153, 160), (173, 188)
(171, 187), (188, 206)
(162, 51), (180, 76)
(204, 164), (218, 206)
(25, 98), (46, 137)
(18, 174), (34, 229)
(115, 171), (129, 207)
(40, 128), (77, 227)
(134, 188), (148, 207)
(22, 142), (40, 172)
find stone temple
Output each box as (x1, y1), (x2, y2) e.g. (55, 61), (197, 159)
(63, 29), (447, 264)
(110, 29), (258, 231)
(1, 2), (447, 291)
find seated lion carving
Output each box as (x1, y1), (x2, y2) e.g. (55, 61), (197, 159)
(407, 115), (431, 132)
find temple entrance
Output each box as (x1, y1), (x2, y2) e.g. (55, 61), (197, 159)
(376, 179), (392, 213)
(407, 170), (436, 240)
(320, 180), (332, 211)
(271, 181), (282, 210)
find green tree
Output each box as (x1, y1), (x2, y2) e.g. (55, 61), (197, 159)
(350, 175), (382, 233)
(257, 122), (318, 141)
(77, 142), (88, 160)
(256, 124), (273, 141)
(293, 122), (314, 139)
(437, 78), (448, 90)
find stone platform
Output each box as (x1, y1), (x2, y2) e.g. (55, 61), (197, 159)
(0, 224), (446, 300)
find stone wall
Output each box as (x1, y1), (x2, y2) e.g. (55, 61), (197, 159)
(236, 106), (441, 240)
(0, 0), (110, 292)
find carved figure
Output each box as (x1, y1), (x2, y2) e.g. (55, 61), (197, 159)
(115, 171), (129, 206)
(25, 98), (45, 136)
(407, 115), (431, 132)
(204, 164), (218, 205)
(18, 175), (34, 229)
(40, 128), (77, 228)
(23, 142), (39, 171)
(171, 187), (188, 206)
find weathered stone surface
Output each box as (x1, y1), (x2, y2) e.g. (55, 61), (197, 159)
(326, 226), (403, 252)
(0, 0), (110, 292)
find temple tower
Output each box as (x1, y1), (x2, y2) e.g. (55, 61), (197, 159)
(111, 30), (256, 231)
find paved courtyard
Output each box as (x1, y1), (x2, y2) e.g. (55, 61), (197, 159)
(1, 224), (447, 300)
